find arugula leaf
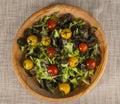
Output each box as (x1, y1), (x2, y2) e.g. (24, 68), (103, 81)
(42, 52), (53, 64)
(40, 26), (48, 35)
(70, 78), (78, 88)
(73, 28), (79, 36)
(43, 16), (50, 23)
(31, 57), (42, 68)
(52, 29), (60, 38)
(72, 68), (84, 76)
(68, 49), (79, 57)
(20, 45), (28, 52)
(25, 47), (34, 58)
(77, 77), (90, 85)
(61, 63), (68, 67)
(88, 70), (94, 75)
(50, 12), (59, 20)
(62, 67), (70, 82)
(92, 44), (100, 56)
(69, 18), (85, 29)
(79, 55), (86, 63)
(69, 70), (75, 77)
(64, 42), (73, 53)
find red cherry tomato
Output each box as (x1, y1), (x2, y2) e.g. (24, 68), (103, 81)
(47, 65), (58, 76)
(79, 43), (88, 53)
(47, 47), (55, 58)
(86, 59), (96, 70)
(48, 20), (56, 30)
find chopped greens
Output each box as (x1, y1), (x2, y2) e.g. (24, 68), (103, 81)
(17, 12), (101, 95)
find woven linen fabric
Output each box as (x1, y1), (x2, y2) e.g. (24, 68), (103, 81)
(0, 0), (120, 104)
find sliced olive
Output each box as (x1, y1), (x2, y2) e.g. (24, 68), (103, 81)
(17, 37), (27, 46)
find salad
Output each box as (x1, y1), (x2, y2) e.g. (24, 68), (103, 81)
(17, 12), (101, 95)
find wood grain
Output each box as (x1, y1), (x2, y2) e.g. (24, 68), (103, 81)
(12, 4), (108, 102)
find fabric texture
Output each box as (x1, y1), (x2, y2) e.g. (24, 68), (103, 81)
(0, 0), (120, 104)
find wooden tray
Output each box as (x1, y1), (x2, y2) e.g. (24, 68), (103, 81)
(12, 4), (108, 102)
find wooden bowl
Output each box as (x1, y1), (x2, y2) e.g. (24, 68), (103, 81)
(12, 4), (108, 102)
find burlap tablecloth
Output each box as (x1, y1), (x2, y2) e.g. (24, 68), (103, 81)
(0, 0), (120, 104)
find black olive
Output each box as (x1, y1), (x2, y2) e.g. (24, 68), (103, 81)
(17, 37), (27, 46)
(24, 28), (33, 38)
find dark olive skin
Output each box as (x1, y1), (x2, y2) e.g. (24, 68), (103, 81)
(17, 37), (27, 46)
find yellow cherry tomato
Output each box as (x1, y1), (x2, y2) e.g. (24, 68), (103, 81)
(41, 36), (51, 46)
(59, 83), (70, 94)
(61, 29), (72, 39)
(68, 57), (78, 67)
(23, 59), (34, 70)
(27, 35), (38, 46)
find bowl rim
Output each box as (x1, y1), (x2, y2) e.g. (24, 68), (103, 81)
(12, 4), (108, 102)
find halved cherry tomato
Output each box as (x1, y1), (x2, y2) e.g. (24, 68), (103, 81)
(48, 19), (56, 30)
(79, 43), (88, 53)
(47, 47), (55, 58)
(59, 83), (70, 94)
(61, 29), (72, 39)
(41, 36), (51, 46)
(68, 57), (78, 68)
(47, 65), (58, 76)
(86, 59), (96, 70)
(23, 59), (34, 70)
(27, 35), (38, 46)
